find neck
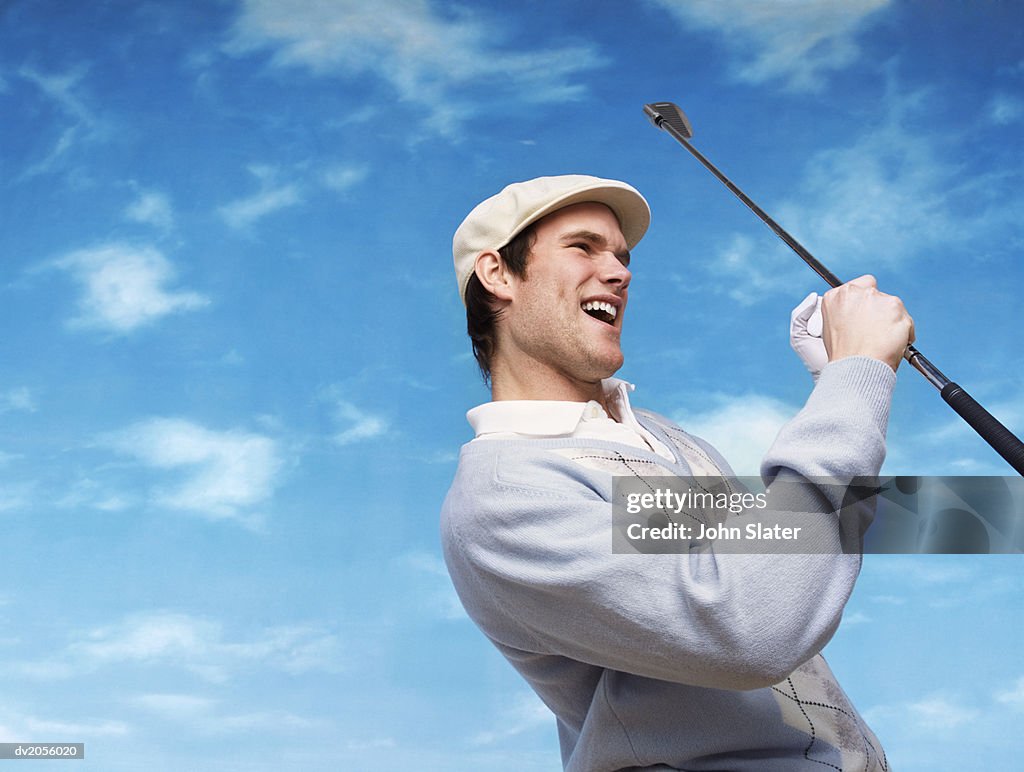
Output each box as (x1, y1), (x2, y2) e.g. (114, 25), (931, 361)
(489, 356), (609, 406)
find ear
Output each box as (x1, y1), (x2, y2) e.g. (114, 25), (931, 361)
(473, 250), (516, 303)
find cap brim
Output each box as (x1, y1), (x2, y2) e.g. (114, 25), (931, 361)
(494, 182), (650, 254)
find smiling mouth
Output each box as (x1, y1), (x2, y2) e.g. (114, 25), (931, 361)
(581, 300), (617, 325)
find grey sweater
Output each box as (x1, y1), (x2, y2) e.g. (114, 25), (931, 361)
(441, 357), (895, 771)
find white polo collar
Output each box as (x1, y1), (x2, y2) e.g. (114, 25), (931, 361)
(467, 378), (636, 436)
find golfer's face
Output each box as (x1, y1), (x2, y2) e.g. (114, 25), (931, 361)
(503, 202), (632, 388)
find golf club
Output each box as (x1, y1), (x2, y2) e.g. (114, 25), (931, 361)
(644, 100), (1024, 477)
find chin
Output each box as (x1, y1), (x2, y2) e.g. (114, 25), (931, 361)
(594, 350), (624, 378)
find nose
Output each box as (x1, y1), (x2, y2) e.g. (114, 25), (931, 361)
(600, 252), (631, 289)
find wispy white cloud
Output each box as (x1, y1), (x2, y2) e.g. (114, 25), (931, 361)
(869, 594), (906, 606)
(346, 737), (397, 751)
(700, 81), (1012, 299)
(125, 189), (175, 231)
(219, 178), (302, 229)
(103, 417), (284, 526)
(0, 709), (128, 742)
(0, 448), (23, 466)
(10, 611), (343, 684)
(19, 66), (94, 124)
(218, 161), (368, 228)
(469, 691), (552, 746)
(133, 692), (216, 717)
(56, 476), (133, 512)
(0, 387), (36, 414)
(840, 610), (871, 626)
(21, 715), (129, 737)
(649, 0), (891, 92)
(672, 393), (796, 475)
(52, 244), (208, 333)
(988, 93), (1024, 125)
(695, 234), (804, 307)
(906, 695), (979, 729)
(333, 400), (388, 446)
(417, 449), (459, 465)
(17, 65), (105, 177)
(774, 91), (961, 271)
(224, 0), (605, 136)
(995, 676), (1024, 711)
(862, 556), (1022, 611)
(71, 612), (221, 666)
(865, 557), (976, 586)
(198, 709), (320, 732)
(321, 163), (369, 193)
(219, 624), (343, 676)
(132, 692), (323, 734)
(864, 692), (979, 731)
(400, 552), (466, 621)
(0, 481), (34, 513)
(895, 393), (1024, 474)
(857, 674), (1024, 766)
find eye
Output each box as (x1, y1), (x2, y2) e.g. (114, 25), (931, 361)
(570, 242), (591, 253)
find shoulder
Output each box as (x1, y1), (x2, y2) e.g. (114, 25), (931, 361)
(440, 439), (614, 563)
(444, 439), (607, 511)
(439, 440), (613, 595)
(633, 408), (737, 477)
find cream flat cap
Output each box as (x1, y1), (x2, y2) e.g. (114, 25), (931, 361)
(452, 175), (650, 303)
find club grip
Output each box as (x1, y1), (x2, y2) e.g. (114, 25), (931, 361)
(941, 382), (1024, 475)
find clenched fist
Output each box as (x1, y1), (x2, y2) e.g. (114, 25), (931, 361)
(821, 275), (915, 372)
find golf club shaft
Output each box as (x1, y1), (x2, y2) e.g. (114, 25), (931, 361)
(646, 103), (1024, 476)
(654, 114), (844, 290)
(650, 110), (938, 376)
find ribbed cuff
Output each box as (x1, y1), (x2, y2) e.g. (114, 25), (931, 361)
(812, 356), (897, 433)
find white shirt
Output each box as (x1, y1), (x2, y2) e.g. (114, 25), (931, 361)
(467, 378), (676, 461)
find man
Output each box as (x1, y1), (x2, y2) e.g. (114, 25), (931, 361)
(441, 175), (913, 771)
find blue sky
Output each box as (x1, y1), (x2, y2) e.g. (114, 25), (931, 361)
(0, 0), (1021, 769)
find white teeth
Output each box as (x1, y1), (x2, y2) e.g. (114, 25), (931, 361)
(581, 300), (617, 319)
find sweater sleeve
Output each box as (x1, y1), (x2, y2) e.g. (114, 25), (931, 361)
(441, 356), (896, 691)
(762, 355), (895, 481)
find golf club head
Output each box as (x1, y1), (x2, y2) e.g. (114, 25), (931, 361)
(643, 101), (693, 139)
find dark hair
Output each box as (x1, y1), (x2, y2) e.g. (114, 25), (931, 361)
(465, 225), (536, 384)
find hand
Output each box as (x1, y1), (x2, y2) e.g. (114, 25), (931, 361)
(821, 275), (915, 372)
(790, 292), (827, 382)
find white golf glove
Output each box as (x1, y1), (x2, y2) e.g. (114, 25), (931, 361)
(790, 292), (827, 382)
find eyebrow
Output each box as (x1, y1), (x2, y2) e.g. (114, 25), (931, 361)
(560, 229), (631, 264)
